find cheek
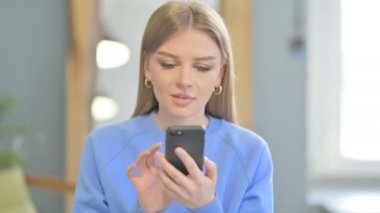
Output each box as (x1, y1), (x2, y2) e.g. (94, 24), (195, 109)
(151, 81), (164, 98)
(199, 79), (217, 99)
(202, 73), (220, 89)
(150, 75), (170, 101)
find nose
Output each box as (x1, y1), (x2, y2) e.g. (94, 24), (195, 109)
(176, 65), (193, 89)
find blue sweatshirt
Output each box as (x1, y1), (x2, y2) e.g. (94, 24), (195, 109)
(73, 112), (273, 213)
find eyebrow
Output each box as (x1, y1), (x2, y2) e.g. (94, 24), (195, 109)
(156, 51), (217, 61)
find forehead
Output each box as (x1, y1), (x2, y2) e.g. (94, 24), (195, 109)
(155, 28), (221, 59)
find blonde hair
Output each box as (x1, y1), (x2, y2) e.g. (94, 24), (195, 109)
(132, 0), (237, 123)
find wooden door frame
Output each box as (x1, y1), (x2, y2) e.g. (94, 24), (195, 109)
(221, 0), (255, 129)
(65, 0), (99, 212)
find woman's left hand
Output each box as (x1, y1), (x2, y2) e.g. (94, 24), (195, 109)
(156, 147), (217, 209)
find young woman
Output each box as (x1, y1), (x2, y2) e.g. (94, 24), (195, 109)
(73, 1), (273, 212)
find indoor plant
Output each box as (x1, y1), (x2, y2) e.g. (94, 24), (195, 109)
(0, 96), (36, 213)
(0, 96), (26, 169)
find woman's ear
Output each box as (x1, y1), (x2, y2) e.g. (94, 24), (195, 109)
(144, 59), (151, 79)
(218, 63), (226, 84)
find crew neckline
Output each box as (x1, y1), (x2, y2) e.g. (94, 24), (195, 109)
(142, 111), (221, 141)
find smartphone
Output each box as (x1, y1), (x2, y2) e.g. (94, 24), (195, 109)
(165, 125), (205, 175)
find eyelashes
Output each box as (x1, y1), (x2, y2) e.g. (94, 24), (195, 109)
(159, 62), (176, 69)
(159, 61), (212, 72)
(195, 66), (212, 72)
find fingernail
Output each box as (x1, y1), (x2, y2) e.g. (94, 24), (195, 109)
(175, 147), (182, 153)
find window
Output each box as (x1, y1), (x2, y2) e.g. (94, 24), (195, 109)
(308, 0), (380, 178)
(339, 0), (380, 161)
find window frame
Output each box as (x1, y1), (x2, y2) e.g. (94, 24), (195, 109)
(307, 0), (380, 180)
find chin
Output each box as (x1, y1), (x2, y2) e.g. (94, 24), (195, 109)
(167, 108), (201, 120)
(170, 110), (194, 119)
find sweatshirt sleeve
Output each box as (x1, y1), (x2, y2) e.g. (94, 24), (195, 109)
(72, 136), (110, 213)
(239, 144), (274, 213)
(188, 196), (224, 213)
(72, 136), (145, 213)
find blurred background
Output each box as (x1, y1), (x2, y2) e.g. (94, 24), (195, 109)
(1, 0), (379, 212)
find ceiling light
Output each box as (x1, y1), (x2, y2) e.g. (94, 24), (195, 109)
(96, 40), (130, 69)
(91, 96), (119, 121)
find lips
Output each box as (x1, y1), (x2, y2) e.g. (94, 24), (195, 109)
(171, 93), (195, 106)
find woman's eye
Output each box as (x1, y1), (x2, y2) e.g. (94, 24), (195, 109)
(160, 62), (176, 69)
(195, 66), (212, 72)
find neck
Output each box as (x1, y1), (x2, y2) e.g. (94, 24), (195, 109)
(154, 111), (209, 131)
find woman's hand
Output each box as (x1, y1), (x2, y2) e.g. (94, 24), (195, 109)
(127, 143), (172, 213)
(156, 147), (217, 209)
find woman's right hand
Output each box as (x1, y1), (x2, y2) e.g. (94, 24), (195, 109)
(127, 143), (172, 213)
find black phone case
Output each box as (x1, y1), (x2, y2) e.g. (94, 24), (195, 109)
(165, 125), (205, 175)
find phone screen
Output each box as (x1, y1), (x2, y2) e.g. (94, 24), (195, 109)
(165, 125), (205, 175)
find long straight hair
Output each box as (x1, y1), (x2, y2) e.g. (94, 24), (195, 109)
(132, 0), (237, 123)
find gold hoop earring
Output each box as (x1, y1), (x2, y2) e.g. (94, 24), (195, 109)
(214, 85), (222, 95)
(144, 78), (152, 88)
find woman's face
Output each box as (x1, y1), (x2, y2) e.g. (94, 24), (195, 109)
(145, 28), (224, 121)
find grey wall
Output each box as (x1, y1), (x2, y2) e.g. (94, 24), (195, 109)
(0, 0), (67, 212)
(253, 0), (310, 212)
